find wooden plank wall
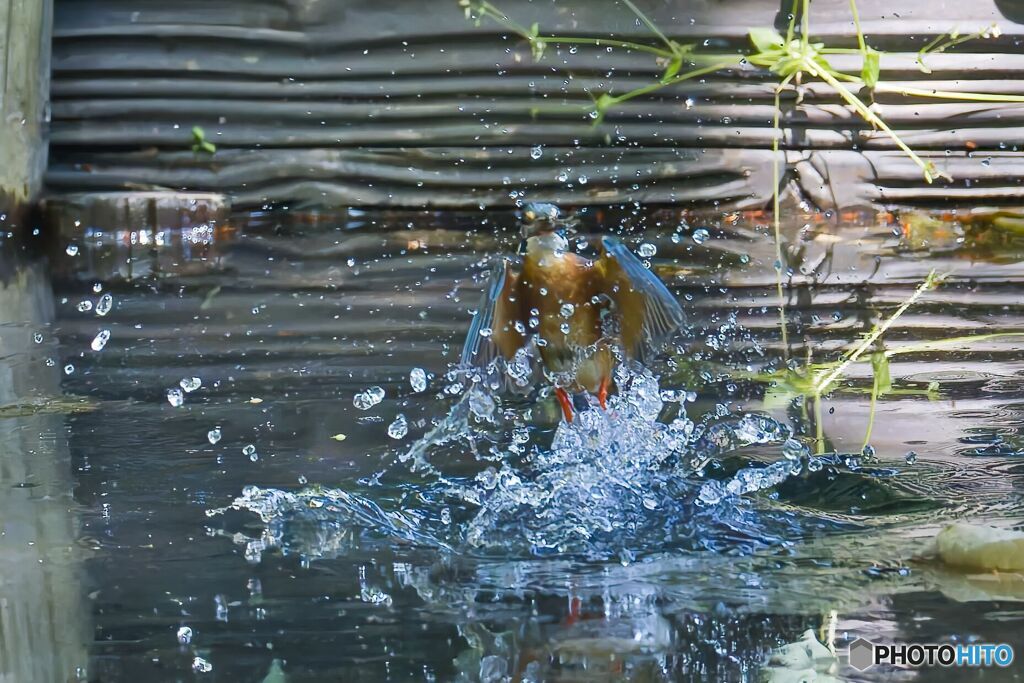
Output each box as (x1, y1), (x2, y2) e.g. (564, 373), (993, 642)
(45, 0), (1024, 210)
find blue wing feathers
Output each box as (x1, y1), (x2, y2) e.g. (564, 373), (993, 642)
(460, 259), (507, 367)
(602, 236), (685, 358)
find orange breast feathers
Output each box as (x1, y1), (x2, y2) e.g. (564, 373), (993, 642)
(521, 249), (603, 350)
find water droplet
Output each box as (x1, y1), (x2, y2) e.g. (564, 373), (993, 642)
(409, 367), (428, 393)
(559, 322), (570, 334)
(207, 428), (222, 445)
(530, 145), (543, 160)
(388, 414), (408, 439)
(782, 438), (805, 460)
(243, 444), (258, 461)
(354, 386), (385, 410)
(559, 303), (575, 318)
(359, 584), (393, 605)
(638, 242), (657, 258)
(63, 363), (75, 375)
(91, 329), (110, 351)
(905, 450), (917, 465)
(33, 332), (43, 344)
(65, 244), (79, 256)
(167, 387), (184, 407)
(176, 626), (193, 644)
(76, 300), (93, 312)
(861, 444), (876, 459)
(469, 389), (496, 420)
(95, 293), (113, 316)
(692, 228), (710, 244)
(180, 376), (202, 393)
(192, 656), (212, 673)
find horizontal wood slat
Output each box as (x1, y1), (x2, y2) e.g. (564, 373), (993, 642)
(46, 0), (1024, 209)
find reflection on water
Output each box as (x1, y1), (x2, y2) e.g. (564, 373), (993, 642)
(0, 255), (88, 681)
(21, 205), (1024, 680)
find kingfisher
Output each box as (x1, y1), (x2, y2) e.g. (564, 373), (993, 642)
(460, 203), (685, 422)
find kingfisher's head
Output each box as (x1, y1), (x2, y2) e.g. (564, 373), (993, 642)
(520, 202), (577, 239)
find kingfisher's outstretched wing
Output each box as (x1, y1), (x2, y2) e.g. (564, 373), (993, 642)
(595, 236), (685, 362)
(460, 257), (526, 369)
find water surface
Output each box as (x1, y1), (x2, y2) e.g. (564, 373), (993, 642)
(5, 206), (1024, 681)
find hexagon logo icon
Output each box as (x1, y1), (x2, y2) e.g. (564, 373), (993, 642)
(849, 637), (875, 671)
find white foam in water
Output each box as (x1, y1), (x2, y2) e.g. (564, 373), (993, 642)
(211, 365), (820, 562)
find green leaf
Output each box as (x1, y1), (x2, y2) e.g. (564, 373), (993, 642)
(861, 48), (880, 88)
(190, 125), (216, 155)
(748, 27), (785, 52)
(661, 55), (682, 82)
(870, 351), (892, 396)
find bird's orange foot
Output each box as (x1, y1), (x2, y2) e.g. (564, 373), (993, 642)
(597, 377), (609, 410)
(555, 387), (574, 423)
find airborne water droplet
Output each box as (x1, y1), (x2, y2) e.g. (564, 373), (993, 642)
(65, 244), (79, 256)
(354, 386), (385, 410)
(692, 228), (710, 244)
(180, 376), (202, 393)
(207, 428), (222, 444)
(638, 243), (657, 258)
(96, 293), (113, 316)
(77, 300), (93, 312)
(167, 387), (184, 407)
(409, 367), (428, 393)
(387, 414), (408, 440)
(177, 626), (193, 644)
(91, 329), (110, 351)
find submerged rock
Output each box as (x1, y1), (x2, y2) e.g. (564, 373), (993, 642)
(933, 522), (1024, 572)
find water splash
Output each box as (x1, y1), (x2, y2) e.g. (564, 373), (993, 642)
(210, 366), (824, 562)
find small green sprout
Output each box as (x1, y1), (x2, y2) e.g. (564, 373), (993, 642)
(191, 126), (216, 155)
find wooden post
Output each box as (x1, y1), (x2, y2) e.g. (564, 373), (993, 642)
(0, 0), (52, 231)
